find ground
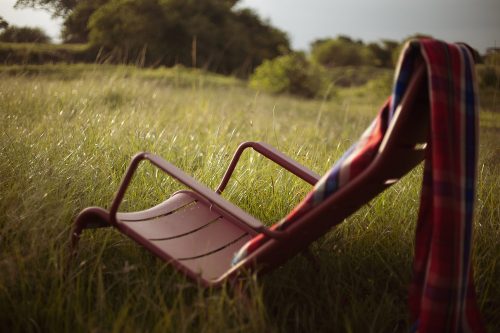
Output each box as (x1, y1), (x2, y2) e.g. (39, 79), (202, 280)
(0, 64), (498, 332)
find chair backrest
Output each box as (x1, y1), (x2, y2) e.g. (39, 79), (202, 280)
(225, 64), (429, 280)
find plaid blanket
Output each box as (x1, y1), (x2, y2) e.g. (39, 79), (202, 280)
(232, 39), (485, 332)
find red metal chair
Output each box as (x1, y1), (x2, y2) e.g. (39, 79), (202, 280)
(72, 65), (428, 287)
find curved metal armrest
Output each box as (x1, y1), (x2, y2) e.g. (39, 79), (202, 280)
(109, 152), (288, 239)
(216, 141), (320, 193)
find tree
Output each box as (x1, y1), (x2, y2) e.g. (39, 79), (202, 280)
(0, 16), (8, 30)
(368, 39), (399, 67)
(229, 8), (289, 75)
(88, 0), (187, 64)
(62, 0), (109, 43)
(87, 0), (289, 74)
(16, 0), (241, 42)
(0, 26), (51, 43)
(15, 0), (77, 16)
(311, 37), (376, 67)
(15, 0), (290, 74)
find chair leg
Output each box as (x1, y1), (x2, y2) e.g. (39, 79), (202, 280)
(70, 207), (111, 254)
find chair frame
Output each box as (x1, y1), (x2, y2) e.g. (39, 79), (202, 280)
(72, 65), (427, 287)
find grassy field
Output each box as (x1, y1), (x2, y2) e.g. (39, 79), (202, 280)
(0, 64), (498, 332)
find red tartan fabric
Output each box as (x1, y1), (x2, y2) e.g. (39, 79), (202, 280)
(408, 40), (485, 333)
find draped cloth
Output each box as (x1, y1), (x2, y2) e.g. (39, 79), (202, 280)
(232, 39), (485, 332)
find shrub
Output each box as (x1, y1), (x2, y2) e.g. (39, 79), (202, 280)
(325, 66), (392, 87)
(311, 37), (376, 68)
(249, 53), (329, 99)
(0, 43), (97, 65)
(477, 65), (499, 88)
(0, 26), (51, 43)
(483, 51), (500, 67)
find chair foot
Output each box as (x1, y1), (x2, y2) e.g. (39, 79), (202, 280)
(70, 207), (111, 255)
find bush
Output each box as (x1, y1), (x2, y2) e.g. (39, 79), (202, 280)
(249, 53), (330, 99)
(325, 66), (392, 87)
(0, 26), (51, 43)
(477, 65), (499, 88)
(311, 36), (376, 68)
(0, 43), (96, 65)
(483, 51), (500, 67)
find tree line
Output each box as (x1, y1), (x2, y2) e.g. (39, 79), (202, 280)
(6, 0), (408, 73)
(5, 0), (496, 94)
(11, 0), (290, 76)
(2, 0), (411, 74)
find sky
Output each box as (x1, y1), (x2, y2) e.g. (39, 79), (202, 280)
(1, 0), (63, 41)
(1, 0), (499, 53)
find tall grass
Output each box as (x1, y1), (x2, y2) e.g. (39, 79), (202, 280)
(0, 64), (498, 332)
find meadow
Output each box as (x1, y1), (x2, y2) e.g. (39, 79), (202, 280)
(0, 64), (498, 332)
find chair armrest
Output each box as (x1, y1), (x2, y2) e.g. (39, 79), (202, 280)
(109, 152), (288, 238)
(216, 141), (320, 194)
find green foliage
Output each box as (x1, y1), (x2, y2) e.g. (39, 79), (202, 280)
(250, 52), (329, 99)
(88, 0), (169, 63)
(0, 16), (8, 30)
(0, 26), (51, 43)
(84, 0), (289, 75)
(16, 0), (289, 74)
(478, 65), (499, 88)
(311, 36), (377, 68)
(62, 0), (109, 43)
(15, 0), (77, 16)
(476, 64), (500, 112)
(325, 66), (392, 88)
(0, 42), (95, 64)
(368, 39), (399, 68)
(217, 8), (290, 75)
(484, 51), (500, 67)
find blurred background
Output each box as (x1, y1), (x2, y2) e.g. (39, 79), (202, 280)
(0, 0), (499, 100)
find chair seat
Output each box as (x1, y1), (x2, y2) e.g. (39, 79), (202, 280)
(117, 191), (253, 281)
